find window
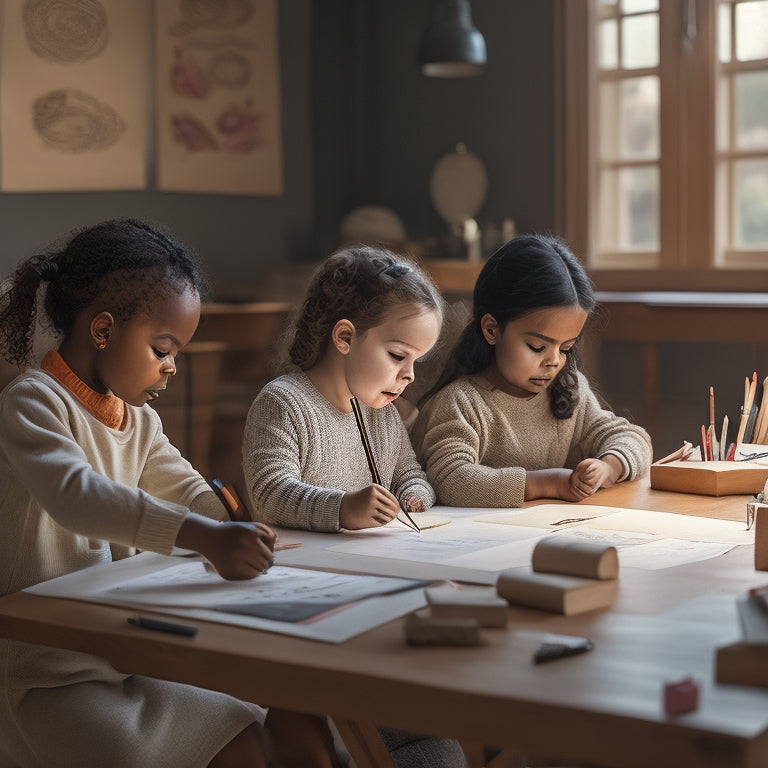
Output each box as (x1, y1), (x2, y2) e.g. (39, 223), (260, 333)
(558, 0), (768, 286)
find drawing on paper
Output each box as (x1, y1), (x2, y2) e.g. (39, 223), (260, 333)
(23, 0), (108, 63)
(209, 49), (251, 89)
(33, 88), (125, 153)
(169, 0), (254, 36)
(215, 100), (262, 152)
(156, 0), (282, 194)
(168, 33), (261, 155)
(172, 49), (210, 98)
(171, 113), (218, 151)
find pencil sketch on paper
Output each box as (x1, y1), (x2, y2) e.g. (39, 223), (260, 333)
(23, 0), (108, 63)
(171, 46), (253, 98)
(156, 0), (283, 194)
(33, 89), (125, 153)
(169, 32), (263, 154)
(172, 48), (210, 99)
(209, 49), (251, 89)
(168, 0), (254, 37)
(171, 113), (219, 151)
(216, 100), (263, 152)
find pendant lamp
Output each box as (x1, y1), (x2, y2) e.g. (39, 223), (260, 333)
(419, 0), (487, 78)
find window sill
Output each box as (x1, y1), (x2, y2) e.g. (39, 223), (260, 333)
(589, 269), (768, 293)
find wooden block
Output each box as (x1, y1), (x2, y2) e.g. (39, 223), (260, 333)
(496, 568), (618, 616)
(716, 642), (768, 688)
(532, 535), (618, 580)
(425, 586), (508, 628)
(404, 609), (480, 646)
(650, 460), (768, 497)
(755, 505), (768, 571)
(663, 677), (699, 715)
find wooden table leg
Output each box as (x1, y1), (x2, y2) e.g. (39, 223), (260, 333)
(332, 719), (397, 768)
(460, 742), (527, 768)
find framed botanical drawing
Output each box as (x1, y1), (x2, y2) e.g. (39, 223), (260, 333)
(155, 0), (283, 195)
(1, 0), (149, 191)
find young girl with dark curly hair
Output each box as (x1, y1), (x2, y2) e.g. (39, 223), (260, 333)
(0, 218), (341, 768)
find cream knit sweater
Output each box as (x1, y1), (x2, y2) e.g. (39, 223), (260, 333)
(0, 367), (261, 768)
(410, 371), (652, 508)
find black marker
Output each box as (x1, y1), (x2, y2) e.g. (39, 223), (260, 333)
(127, 615), (198, 637)
(534, 634), (593, 664)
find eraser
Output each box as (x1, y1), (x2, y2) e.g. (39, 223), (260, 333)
(425, 585), (508, 628)
(663, 677), (699, 715)
(404, 609), (480, 646)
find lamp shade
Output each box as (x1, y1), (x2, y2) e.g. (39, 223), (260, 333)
(419, 0), (487, 78)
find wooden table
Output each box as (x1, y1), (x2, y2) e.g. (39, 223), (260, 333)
(0, 480), (766, 768)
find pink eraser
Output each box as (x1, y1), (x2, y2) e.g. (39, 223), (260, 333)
(664, 677), (699, 715)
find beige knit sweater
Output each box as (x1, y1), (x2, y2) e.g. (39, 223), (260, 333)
(243, 371), (435, 532)
(0, 366), (261, 768)
(410, 371), (652, 508)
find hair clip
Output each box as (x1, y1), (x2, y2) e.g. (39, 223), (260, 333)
(381, 263), (411, 279)
(35, 261), (59, 282)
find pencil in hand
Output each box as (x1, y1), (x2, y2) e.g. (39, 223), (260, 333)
(210, 478), (248, 522)
(350, 396), (420, 533)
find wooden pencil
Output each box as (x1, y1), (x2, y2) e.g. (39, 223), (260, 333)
(350, 396), (420, 532)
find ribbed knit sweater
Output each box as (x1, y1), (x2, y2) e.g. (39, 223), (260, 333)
(410, 371), (652, 508)
(243, 371), (435, 531)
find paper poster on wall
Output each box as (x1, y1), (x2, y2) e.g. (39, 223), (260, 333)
(0, 0), (149, 191)
(155, 0), (283, 195)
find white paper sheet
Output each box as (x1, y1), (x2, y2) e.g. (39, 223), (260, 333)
(278, 504), (749, 579)
(25, 552), (428, 643)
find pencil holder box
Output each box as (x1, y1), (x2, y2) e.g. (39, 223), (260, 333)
(754, 504), (768, 571)
(649, 460), (768, 497)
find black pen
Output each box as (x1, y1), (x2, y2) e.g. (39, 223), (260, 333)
(127, 615), (198, 637)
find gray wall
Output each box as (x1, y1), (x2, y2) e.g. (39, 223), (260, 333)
(0, 1), (559, 287)
(312, 0), (557, 259)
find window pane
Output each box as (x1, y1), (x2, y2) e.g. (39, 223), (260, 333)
(718, 3), (732, 63)
(735, 1), (768, 62)
(599, 80), (620, 160)
(621, 0), (658, 12)
(620, 76), (659, 159)
(622, 13), (659, 69)
(598, 166), (659, 250)
(597, 0), (618, 23)
(734, 159), (768, 245)
(622, 166), (659, 248)
(735, 70), (768, 149)
(599, 19), (619, 69)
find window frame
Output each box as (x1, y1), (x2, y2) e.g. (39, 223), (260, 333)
(556, 0), (768, 292)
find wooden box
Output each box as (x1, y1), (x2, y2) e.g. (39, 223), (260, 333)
(716, 642), (768, 689)
(649, 460), (768, 497)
